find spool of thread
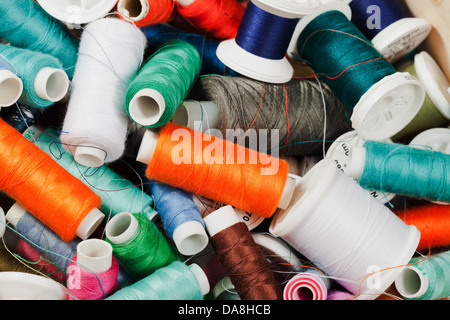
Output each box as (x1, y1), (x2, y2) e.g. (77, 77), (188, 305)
(348, 140), (450, 203)
(0, 0), (79, 79)
(0, 240), (46, 276)
(36, 0), (118, 25)
(288, 3), (425, 141)
(325, 130), (396, 203)
(0, 118), (104, 241)
(0, 103), (43, 134)
(149, 181), (208, 256)
(395, 204), (450, 252)
(327, 288), (356, 301)
(116, 0), (175, 28)
(0, 44), (69, 108)
(349, 0), (431, 63)
(269, 158), (421, 299)
(106, 261), (209, 300)
(410, 128), (450, 155)
(141, 23), (238, 76)
(184, 75), (352, 156)
(136, 122), (296, 219)
(67, 239), (119, 300)
(392, 51), (450, 141)
(175, 0), (245, 41)
(0, 206), (5, 238)
(0, 55), (23, 107)
(204, 205), (283, 300)
(125, 40), (201, 128)
(105, 212), (180, 280)
(34, 128), (156, 220)
(60, 17), (147, 168)
(283, 268), (330, 300)
(395, 251), (450, 300)
(216, 0), (319, 83)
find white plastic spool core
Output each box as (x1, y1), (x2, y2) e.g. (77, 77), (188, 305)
(172, 220), (209, 256)
(188, 263), (210, 296)
(128, 88), (166, 127)
(371, 18), (432, 64)
(105, 212), (139, 245)
(0, 272), (68, 300)
(172, 100), (219, 132)
(34, 67), (69, 102)
(395, 266), (430, 300)
(37, 0), (119, 24)
(414, 51), (450, 120)
(77, 239), (113, 273)
(203, 205), (240, 238)
(269, 159), (421, 300)
(117, 0), (150, 22)
(6, 202), (104, 240)
(325, 131), (396, 203)
(410, 128), (450, 155)
(0, 69), (23, 107)
(74, 146), (107, 168)
(0, 207), (5, 238)
(137, 129), (296, 210)
(216, 0), (320, 84)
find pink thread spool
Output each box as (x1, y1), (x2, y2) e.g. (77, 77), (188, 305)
(67, 239), (119, 300)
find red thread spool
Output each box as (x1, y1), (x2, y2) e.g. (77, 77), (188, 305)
(175, 0), (245, 41)
(136, 122), (296, 219)
(395, 203), (450, 252)
(0, 119), (104, 241)
(117, 0), (175, 28)
(204, 205), (283, 300)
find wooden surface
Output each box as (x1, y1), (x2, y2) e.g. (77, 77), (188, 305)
(404, 0), (450, 81)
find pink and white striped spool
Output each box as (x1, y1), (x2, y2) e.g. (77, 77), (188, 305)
(283, 270), (329, 300)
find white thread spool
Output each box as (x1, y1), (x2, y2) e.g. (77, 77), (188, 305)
(60, 18), (147, 167)
(0, 69), (23, 107)
(216, 0), (320, 84)
(37, 0), (118, 25)
(269, 159), (420, 300)
(288, 1), (426, 142)
(326, 130), (396, 203)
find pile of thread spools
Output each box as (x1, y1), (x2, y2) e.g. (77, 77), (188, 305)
(0, 0), (449, 302)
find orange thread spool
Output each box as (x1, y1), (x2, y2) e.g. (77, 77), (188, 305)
(0, 119), (103, 241)
(396, 204), (450, 251)
(175, 0), (245, 41)
(117, 0), (175, 28)
(137, 122), (294, 218)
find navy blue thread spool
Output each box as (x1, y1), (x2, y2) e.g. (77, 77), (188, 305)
(348, 0), (431, 63)
(216, 0), (319, 84)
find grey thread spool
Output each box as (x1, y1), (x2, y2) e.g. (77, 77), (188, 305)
(188, 76), (352, 156)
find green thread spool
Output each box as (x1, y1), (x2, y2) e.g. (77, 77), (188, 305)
(31, 128), (156, 220)
(392, 51), (450, 142)
(288, 2), (425, 141)
(0, 0), (79, 79)
(105, 212), (181, 281)
(125, 40), (201, 128)
(0, 44), (69, 108)
(395, 251), (450, 300)
(106, 261), (208, 300)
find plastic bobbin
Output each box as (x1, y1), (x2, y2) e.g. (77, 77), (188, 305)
(34, 67), (70, 102)
(74, 146), (107, 168)
(188, 263), (210, 296)
(104, 212), (139, 246)
(395, 265), (430, 300)
(325, 130), (396, 203)
(76, 239), (113, 273)
(172, 100), (219, 133)
(0, 206), (5, 238)
(117, 0), (150, 23)
(216, 0), (320, 84)
(36, 0), (119, 25)
(0, 69), (23, 107)
(410, 128), (450, 155)
(287, 0), (352, 60)
(128, 88), (166, 127)
(371, 17), (431, 64)
(172, 220), (209, 257)
(414, 51), (450, 121)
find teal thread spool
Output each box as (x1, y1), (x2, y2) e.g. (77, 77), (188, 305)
(287, 2), (425, 141)
(395, 251), (450, 300)
(0, 0), (79, 79)
(348, 140), (450, 203)
(106, 261), (209, 300)
(105, 212), (181, 281)
(0, 44), (69, 108)
(125, 40), (201, 128)
(32, 128), (156, 220)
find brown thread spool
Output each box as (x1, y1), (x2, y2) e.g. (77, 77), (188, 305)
(203, 205), (283, 300)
